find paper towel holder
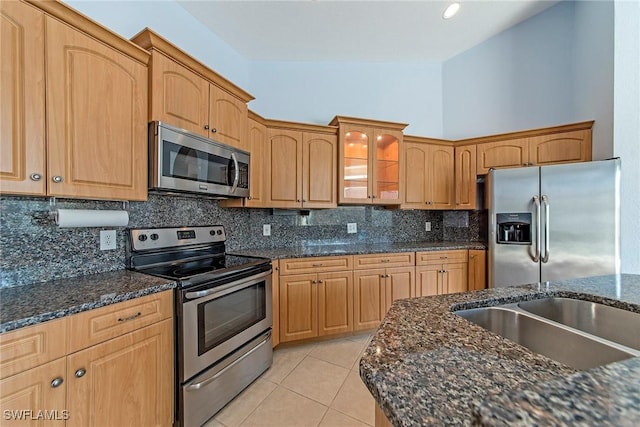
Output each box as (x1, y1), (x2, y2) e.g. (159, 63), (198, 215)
(48, 197), (130, 223)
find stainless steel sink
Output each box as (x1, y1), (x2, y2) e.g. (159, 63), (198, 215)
(518, 298), (640, 351)
(455, 305), (639, 370)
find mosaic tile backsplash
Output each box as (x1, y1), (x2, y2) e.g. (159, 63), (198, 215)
(0, 195), (486, 288)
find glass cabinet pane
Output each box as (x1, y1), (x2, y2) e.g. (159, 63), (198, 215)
(343, 131), (369, 200)
(374, 133), (399, 200)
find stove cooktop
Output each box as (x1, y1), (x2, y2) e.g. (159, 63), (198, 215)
(139, 254), (269, 281)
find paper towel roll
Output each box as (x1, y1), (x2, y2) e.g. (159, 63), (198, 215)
(55, 209), (129, 228)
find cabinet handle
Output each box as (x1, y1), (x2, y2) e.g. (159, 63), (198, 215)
(52, 175), (64, 183)
(470, 255), (475, 259)
(211, 128), (217, 133)
(51, 377), (64, 388)
(312, 263), (323, 267)
(440, 256), (448, 259)
(303, 199), (307, 203)
(248, 196), (252, 200)
(75, 368), (86, 378)
(317, 280), (323, 284)
(30, 173), (42, 181)
(312, 280), (317, 284)
(204, 124), (210, 130)
(297, 199), (301, 202)
(456, 202), (460, 206)
(380, 259), (390, 263)
(372, 195), (376, 199)
(117, 312), (141, 322)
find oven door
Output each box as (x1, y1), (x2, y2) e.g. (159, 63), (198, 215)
(181, 269), (272, 381)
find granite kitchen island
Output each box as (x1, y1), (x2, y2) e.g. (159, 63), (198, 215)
(359, 274), (640, 426)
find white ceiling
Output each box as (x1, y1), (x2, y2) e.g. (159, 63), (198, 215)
(176, 0), (560, 62)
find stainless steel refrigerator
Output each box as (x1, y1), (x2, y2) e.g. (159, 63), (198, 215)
(488, 158), (620, 288)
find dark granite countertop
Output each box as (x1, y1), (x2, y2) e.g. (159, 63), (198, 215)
(0, 270), (176, 333)
(232, 241), (486, 259)
(359, 274), (640, 426)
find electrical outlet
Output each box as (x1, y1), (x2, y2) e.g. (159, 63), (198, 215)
(100, 230), (117, 250)
(425, 222), (432, 232)
(347, 223), (357, 234)
(263, 224), (271, 236)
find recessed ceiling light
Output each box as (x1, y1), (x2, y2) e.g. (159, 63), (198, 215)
(443, 3), (460, 20)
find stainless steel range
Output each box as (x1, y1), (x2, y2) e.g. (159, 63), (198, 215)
(126, 226), (273, 427)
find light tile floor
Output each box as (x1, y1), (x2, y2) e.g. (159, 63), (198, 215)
(205, 332), (375, 427)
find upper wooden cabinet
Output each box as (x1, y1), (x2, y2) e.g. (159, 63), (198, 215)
(454, 144), (477, 210)
(132, 28), (253, 151)
(474, 122), (593, 174)
(330, 116), (407, 205)
(1, 0), (150, 201)
(402, 137), (455, 210)
(265, 121), (337, 209)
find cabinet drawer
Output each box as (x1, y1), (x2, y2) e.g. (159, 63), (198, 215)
(0, 318), (68, 380)
(68, 291), (173, 353)
(280, 256), (353, 275)
(353, 252), (415, 269)
(416, 250), (468, 265)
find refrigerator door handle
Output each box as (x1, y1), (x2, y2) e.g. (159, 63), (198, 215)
(541, 195), (550, 263)
(532, 195), (541, 262)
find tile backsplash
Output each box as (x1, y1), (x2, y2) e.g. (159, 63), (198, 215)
(0, 194), (486, 288)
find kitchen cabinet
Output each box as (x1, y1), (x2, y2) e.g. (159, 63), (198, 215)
(353, 253), (415, 331)
(0, 291), (173, 427)
(272, 260), (280, 347)
(132, 28), (254, 151)
(474, 122), (593, 174)
(416, 250), (468, 296)
(220, 112), (268, 208)
(402, 138), (455, 210)
(330, 116), (408, 205)
(1, 0), (149, 201)
(454, 144), (478, 209)
(265, 122), (337, 209)
(279, 256), (353, 343)
(468, 249), (487, 291)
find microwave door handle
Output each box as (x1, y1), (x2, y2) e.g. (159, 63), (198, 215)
(230, 152), (239, 194)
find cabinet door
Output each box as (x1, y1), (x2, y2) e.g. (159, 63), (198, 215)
(476, 138), (529, 174)
(372, 128), (402, 205)
(0, 1), (46, 196)
(303, 132), (337, 208)
(209, 84), (248, 151)
(246, 118), (267, 207)
(353, 269), (385, 331)
(339, 125), (373, 204)
(455, 145), (477, 209)
(0, 358), (67, 427)
(279, 273), (317, 343)
(442, 262), (468, 294)
(46, 18), (148, 201)
(529, 129), (592, 166)
(66, 319), (173, 427)
(272, 261), (280, 347)
(427, 145), (455, 209)
(317, 271), (353, 337)
(402, 143), (428, 209)
(468, 250), (486, 291)
(416, 265), (440, 297)
(149, 51), (209, 136)
(266, 129), (302, 208)
(384, 267), (415, 313)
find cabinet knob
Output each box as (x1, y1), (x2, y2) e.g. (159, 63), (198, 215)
(52, 175), (64, 183)
(303, 199), (307, 203)
(75, 368), (86, 378)
(248, 196), (252, 200)
(204, 124), (210, 130)
(371, 195), (376, 199)
(297, 199), (301, 202)
(456, 202), (460, 206)
(51, 377), (64, 388)
(317, 280), (323, 284)
(211, 128), (217, 133)
(30, 173), (42, 181)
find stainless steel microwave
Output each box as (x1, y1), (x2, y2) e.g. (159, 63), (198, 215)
(149, 121), (250, 198)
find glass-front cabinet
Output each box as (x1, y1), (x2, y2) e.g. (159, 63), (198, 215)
(331, 116), (406, 205)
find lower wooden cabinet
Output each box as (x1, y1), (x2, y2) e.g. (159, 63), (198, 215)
(0, 291), (174, 427)
(416, 250), (468, 296)
(279, 270), (353, 343)
(468, 249), (487, 291)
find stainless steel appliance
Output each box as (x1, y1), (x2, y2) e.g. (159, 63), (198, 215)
(126, 226), (272, 427)
(488, 158), (621, 287)
(149, 121), (250, 198)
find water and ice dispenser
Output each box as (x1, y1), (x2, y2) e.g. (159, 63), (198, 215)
(496, 213), (532, 244)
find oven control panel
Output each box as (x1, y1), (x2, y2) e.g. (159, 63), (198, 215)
(129, 226), (226, 251)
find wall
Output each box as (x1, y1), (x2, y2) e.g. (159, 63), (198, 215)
(0, 196), (485, 288)
(613, 0), (640, 274)
(249, 61), (444, 136)
(65, 0), (251, 88)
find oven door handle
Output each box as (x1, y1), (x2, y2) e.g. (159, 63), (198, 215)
(184, 270), (272, 300)
(185, 331), (271, 391)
